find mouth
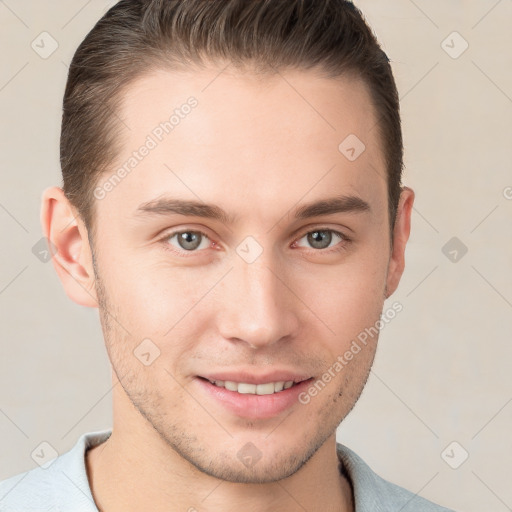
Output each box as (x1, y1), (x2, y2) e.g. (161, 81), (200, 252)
(194, 376), (315, 419)
(199, 376), (309, 395)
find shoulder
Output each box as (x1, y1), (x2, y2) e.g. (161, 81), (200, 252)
(336, 443), (457, 512)
(0, 429), (112, 512)
(0, 462), (57, 511)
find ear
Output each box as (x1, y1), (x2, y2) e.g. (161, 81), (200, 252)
(40, 186), (98, 308)
(385, 186), (415, 298)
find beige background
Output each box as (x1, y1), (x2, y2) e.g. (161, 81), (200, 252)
(1, 1), (511, 511)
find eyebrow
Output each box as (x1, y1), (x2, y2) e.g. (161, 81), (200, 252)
(135, 194), (371, 224)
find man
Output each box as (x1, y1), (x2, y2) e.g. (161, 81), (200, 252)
(0, 1), (456, 511)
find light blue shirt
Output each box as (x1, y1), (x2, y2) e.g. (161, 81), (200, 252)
(0, 429), (456, 511)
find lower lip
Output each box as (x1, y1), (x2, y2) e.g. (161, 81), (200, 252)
(195, 377), (314, 420)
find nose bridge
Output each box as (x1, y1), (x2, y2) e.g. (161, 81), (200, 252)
(217, 245), (298, 348)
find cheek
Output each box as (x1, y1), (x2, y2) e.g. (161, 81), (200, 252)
(100, 255), (214, 338)
(296, 253), (387, 335)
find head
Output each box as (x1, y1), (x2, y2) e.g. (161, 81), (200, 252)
(43, 0), (414, 484)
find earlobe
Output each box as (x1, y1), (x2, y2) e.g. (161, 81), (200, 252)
(384, 186), (415, 299)
(40, 186), (98, 308)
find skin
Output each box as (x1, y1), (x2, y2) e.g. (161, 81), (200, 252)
(42, 62), (414, 512)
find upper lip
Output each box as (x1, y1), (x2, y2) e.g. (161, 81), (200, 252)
(199, 370), (313, 385)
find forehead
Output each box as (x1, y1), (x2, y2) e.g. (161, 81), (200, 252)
(97, 64), (387, 227)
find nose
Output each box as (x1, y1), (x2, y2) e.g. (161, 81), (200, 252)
(216, 249), (300, 349)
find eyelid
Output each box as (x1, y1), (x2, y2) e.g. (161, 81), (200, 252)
(295, 225), (350, 241)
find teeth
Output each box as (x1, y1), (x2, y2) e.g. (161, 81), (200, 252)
(209, 380), (296, 395)
(238, 383), (257, 394)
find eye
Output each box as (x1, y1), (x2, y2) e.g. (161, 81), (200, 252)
(163, 230), (212, 253)
(293, 228), (350, 252)
(160, 227), (350, 256)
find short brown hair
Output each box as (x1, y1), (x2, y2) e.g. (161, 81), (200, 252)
(61, 0), (403, 243)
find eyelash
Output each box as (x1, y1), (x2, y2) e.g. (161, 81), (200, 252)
(160, 227), (351, 257)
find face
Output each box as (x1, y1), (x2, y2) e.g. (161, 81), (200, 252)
(89, 64), (395, 483)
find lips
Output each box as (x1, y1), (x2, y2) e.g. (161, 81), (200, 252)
(195, 375), (315, 419)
